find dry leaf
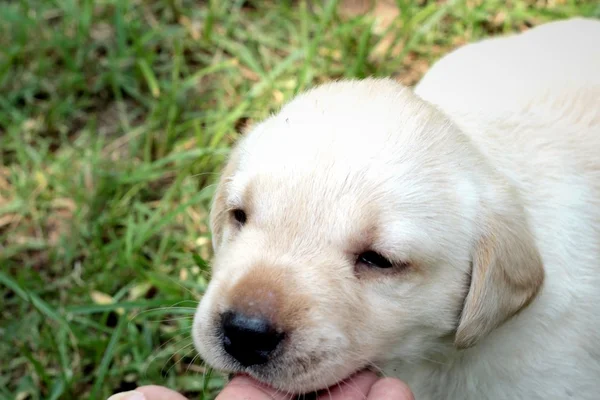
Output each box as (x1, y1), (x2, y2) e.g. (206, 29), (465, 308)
(195, 236), (210, 247)
(90, 290), (114, 305)
(128, 282), (152, 300)
(180, 268), (189, 281)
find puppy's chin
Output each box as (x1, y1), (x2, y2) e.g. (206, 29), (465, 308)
(230, 368), (378, 400)
(224, 362), (368, 395)
(249, 368), (362, 395)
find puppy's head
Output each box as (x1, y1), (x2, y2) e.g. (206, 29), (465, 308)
(193, 79), (544, 393)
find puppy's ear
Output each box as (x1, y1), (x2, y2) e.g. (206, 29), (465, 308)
(455, 202), (544, 349)
(209, 147), (241, 251)
(210, 123), (256, 250)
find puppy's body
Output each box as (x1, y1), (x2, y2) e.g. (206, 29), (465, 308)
(402, 18), (600, 399)
(193, 18), (600, 399)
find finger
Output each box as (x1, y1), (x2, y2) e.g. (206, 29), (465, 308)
(135, 385), (189, 400)
(317, 370), (379, 400)
(367, 378), (415, 400)
(216, 375), (292, 400)
(107, 391), (146, 400)
(107, 386), (189, 400)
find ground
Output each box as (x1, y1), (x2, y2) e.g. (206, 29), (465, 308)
(1, 1), (598, 399)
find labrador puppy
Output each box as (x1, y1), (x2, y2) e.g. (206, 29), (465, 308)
(193, 18), (600, 399)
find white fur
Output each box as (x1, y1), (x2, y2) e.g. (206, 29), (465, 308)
(193, 18), (600, 399)
(404, 17), (600, 399)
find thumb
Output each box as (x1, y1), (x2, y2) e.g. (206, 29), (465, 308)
(368, 378), (415, 400)
(216, 375), (291, 400)
(108, 385), (189, 400)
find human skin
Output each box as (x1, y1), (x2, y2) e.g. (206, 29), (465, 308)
(107, 370), (414, 400)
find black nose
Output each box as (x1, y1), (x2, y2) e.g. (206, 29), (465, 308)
(220, 311), (284, 367)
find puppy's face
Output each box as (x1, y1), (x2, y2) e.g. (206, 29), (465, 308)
(192, 79), (544, 393)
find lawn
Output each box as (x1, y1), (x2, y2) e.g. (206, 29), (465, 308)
(1, 0), (598, 399)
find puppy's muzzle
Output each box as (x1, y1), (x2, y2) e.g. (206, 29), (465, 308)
(220, 310), (285, 366)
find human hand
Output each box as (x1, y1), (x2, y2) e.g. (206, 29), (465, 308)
(107, 370), (414, 400)
(216, 370), (414, 400)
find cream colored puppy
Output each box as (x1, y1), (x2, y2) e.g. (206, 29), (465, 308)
(193, 18), (600, 399)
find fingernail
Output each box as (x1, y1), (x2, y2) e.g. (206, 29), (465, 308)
(107, 390), (146, 400)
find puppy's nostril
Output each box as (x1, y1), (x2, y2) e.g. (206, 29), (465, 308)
(220, 310), (284, 367)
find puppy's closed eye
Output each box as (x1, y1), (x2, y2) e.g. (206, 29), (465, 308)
(355, 251), (410, 277)
(231, 208), (247, 226)
(357, 251), (393, 269)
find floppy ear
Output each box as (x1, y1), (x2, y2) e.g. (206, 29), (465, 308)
(455, 204), (545, 349)
(209, 146), (242, 251)
(210, 123), (256, 250)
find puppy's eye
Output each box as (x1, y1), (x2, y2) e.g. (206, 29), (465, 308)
(231, 209), (247, 225)
(357, 251), (393, 269)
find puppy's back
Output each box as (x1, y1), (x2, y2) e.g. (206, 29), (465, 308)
(413, 18), (600, 193)
(415, 18), (600, 114)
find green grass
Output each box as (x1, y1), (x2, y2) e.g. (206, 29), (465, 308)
(1, 0), (598, 399)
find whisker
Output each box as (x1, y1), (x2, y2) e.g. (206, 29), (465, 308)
(146, 315), (196, 323)
(365, 362), (389, 378)
(129, 304), (197, 321)
(142, 335), (193, 378)
(325, 380), (334, 400)
(189, 172), (220, 179)
(185, 352), (203, 375)
(340, 374), (369, 400)
(417, 355), (449, 366)
(162, 342), (196, 377)
(163, 274), (203, 300)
